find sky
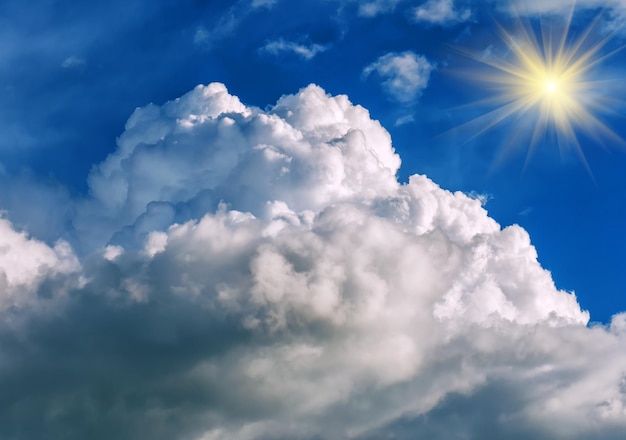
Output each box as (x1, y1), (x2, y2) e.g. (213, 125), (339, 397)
(1, 0), (626, 438)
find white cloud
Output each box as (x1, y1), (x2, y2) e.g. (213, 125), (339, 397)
(103, 244), (124, 261)
(363, 51), (435, 103)
(1, 83), (626, 439)
(358, 0), (403, 16)
(261, 38), (328, 60)
(76, 82), (399, 252)
(412, 0), (471, 25)
(0, 217), (79, 310)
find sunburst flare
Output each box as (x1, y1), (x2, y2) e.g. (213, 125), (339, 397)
(451, 5), (624, 172)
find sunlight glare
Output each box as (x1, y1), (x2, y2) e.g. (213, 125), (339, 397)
(544, 79), (557, 94)
(451, 4), (624, 172)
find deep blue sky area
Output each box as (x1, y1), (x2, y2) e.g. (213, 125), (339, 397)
(1, 0), (625, 323)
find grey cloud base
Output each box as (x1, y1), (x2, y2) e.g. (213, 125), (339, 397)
(1, 83), (625, 439)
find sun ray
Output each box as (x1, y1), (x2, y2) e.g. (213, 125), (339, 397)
(445, 3), (625, 170)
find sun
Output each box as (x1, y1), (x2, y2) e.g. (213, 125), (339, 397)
(450, 5), (624, 172)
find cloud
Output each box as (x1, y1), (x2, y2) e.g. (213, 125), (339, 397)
(363, 51), (435, 103)
(251, 0), (278, 8)
(357, 0), (403, 16)
(551, 1), (626, 36)
(412, 0), (471, 25)
(492, 0), (626, 31)
(61, 56), (86, 68)
(494, 0), (599, 15)
(193, 17), (237, 49)
(261, 38), (329, 60)
(0, 217), (78, 311)
(394, 114), (415, 126)
(76, 82), (400, 252)
(193, 26), (212, 45)
(194, 0), (273, 49)
(2, 83), (626, 439)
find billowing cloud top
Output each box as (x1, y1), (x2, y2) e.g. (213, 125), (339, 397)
(1, 83), (625, 439)
(79, 82), (400, 250)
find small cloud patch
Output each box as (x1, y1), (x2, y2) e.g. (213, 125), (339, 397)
(363, 51), (434, 103)
(261, 38), (329, 60)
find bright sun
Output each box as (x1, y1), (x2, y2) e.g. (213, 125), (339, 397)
(544, 80), (557, 93)
(452, 5), (624, 171)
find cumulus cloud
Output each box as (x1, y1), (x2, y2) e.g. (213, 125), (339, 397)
(0, 217), (78, 311)
(76, 82), (399, 252)
(363, 51), (435, 103)
(261, 38), (328, 60)
(2, 82), (626, 439)
(412, 0), (471, 25)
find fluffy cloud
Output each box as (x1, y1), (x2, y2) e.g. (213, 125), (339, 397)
(363, 51), (435, 104)
(0, 217), (78, 311)
(77, 82), (399, 252)
(412, 0), (471, 25)
(261, 38), (328, 60)
(2, 83), (626, 439)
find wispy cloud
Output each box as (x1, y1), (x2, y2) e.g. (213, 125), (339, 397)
(261, 38), (329, 60)
(358, 0), (403, 16)
(394, 114), (415, 126)
(251, 0), (278, 7)
(194, 0), (271, 49)
(61, 55), (86, 68)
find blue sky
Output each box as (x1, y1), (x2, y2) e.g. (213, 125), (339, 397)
(2, 0), (626, 438)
